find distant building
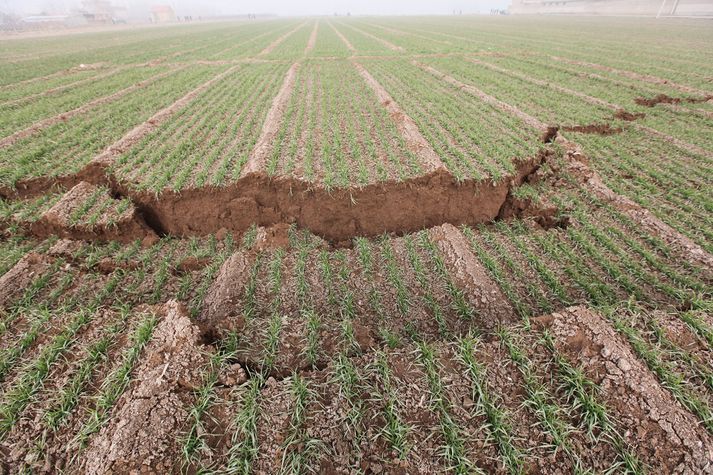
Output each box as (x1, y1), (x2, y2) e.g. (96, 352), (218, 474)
(509, 0), (713, 16)
(79, 0), (114, 23)
(151, 5), (177, 23)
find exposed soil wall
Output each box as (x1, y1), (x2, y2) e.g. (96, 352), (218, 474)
(134, 155), (543, 243)
(30, 181), (156, 243)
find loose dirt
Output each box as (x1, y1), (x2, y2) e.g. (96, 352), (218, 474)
(133, 156), (544, 243)
(561, 123), (623, 135)
(0, 252), (50, 307)
(635, 93), (713, 107)
(198, 250), (251, 339)
(613, 109), (646, 121)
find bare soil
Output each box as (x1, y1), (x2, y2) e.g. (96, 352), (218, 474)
(561, 123), (623, 135)
(0, 252), (50, 308)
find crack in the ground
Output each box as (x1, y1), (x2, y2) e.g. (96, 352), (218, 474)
(4, 146), (557, 246)
(635, 93), (713, 107)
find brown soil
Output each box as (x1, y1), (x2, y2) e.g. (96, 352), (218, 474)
(354, 61), (445, 174)
(561, 123), (623, 135)
(613, 109), (646, 121)
(135, 156), (543, 244)
(2, 307), (124, 471)
(542, 306), (713, 472)
(634, 93), (713, 107)
(81, 300), (212, 474)
(31, 181), (156, 243)
(198, 250), (251, 338)
(175, 256), (210, 273)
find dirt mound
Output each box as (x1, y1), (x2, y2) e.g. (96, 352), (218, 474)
(538, 306), (713, 471)
(198, 251), (251, 339)
(635, 93), (713, 107)
(562, 123), (622, 136)
(82, 300), (211, 474)
(32, 181), (155, 243)
(613, 109), (646, 121)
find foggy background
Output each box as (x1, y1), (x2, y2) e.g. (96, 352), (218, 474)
(0, 0), (511, 18)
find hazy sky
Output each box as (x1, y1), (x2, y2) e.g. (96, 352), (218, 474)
(1, 0), (512, 17)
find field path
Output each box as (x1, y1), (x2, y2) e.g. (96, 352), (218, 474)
(429, 223), (518, 328)
(557, 137), (713, 268)
(0, 66), (184, 149)
(353, 61), (445, 174)
(545, 306), (713, 471)
(414, 60), (548, 132)
(327, 21), (355, 54)
(339, 23), (405, 52)
(88, 65), (242, 170)
(240, 62), (300, 176)
(550, 55), (712, 97)
(304, 21), (319, 55)
(257, 22), (308, 57)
